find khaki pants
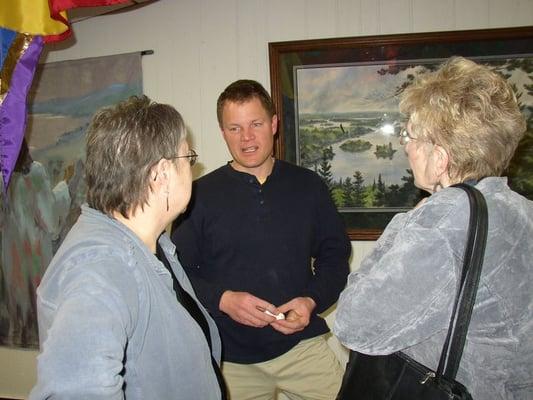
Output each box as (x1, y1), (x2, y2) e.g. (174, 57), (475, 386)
(222, 335), (344, 400)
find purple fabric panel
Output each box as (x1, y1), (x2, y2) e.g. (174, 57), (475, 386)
(0, 35), (43, 192)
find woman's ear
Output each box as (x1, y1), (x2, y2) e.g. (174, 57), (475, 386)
(151, 159), (171, 186)
(433, 144), (451, 181)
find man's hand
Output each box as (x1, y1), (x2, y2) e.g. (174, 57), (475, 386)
(219, 290), (280, 328)
(270, 297), (316, 335)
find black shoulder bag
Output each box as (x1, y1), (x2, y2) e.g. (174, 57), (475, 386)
(337, 183), (488, 400)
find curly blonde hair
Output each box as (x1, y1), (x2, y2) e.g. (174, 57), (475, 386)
(399, 56), (526, 182)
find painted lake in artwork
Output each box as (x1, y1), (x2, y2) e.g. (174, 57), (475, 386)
(294, 58), (533, 209)
(299, 112), (408, 186)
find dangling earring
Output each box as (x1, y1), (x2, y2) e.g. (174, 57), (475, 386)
(166, 187), (169, 212)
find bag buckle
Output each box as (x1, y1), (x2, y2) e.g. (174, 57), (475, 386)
(420, 372), (436, 385)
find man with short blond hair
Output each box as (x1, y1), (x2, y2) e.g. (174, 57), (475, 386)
(172, 79), (350, 400)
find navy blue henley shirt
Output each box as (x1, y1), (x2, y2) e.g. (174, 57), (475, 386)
(171, 159), (350, 364)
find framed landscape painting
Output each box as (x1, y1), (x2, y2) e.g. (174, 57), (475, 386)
(269, 26), (533, 240)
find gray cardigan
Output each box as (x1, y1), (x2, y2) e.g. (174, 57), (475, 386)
(334, 177), (532, 400)
(30, 205), (222, 400)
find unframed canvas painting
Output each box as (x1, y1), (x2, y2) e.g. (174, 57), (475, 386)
(0, 52), (142, 348)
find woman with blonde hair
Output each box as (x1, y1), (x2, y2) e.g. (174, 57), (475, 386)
(334, 57), (532, 399)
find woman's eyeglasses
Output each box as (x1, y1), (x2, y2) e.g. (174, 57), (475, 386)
(171, 149), (198, 166)
(399, 129), (417, 145)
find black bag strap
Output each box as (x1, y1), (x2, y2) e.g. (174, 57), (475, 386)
(436, 183), (488, 380)
(155, 243), (228, 399)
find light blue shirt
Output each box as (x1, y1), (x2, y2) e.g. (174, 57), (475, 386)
(334, 177), (532, 400)
(29, 205), (222, 400)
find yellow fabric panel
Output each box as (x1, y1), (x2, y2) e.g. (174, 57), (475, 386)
(0, 0), (68, 36)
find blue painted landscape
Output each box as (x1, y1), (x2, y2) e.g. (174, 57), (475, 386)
(0, 53), (142, 348)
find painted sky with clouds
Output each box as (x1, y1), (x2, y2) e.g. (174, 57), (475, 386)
(296, 59), (533, 115)
(296, 63), (413, 114)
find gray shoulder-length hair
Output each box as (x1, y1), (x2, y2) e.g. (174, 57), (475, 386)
(85, 95), (187, 218)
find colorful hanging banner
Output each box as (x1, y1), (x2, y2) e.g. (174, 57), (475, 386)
(0, 0), (68, 38)
(0, 0), (131, 43)
(46, 0), (133, 43)
(0, 28), (44, 193)
(0, 0), (134, 193)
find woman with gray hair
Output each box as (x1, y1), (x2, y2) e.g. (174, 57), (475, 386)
(30, 96), (225, 399)
(334, 57), (532, 399)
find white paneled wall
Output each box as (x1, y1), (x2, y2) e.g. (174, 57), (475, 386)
(44, 0), (533, 182)
(1, 0), (532, 397)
